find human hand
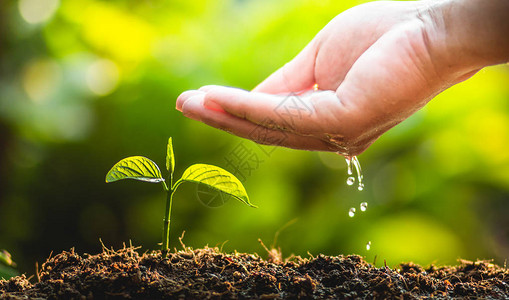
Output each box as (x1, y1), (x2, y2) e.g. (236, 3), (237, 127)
(176, 0), (508, 156)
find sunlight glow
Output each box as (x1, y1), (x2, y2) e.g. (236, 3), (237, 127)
(82, 3), (156, 62)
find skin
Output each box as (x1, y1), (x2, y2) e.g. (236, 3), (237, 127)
(176, 0), (509, 156)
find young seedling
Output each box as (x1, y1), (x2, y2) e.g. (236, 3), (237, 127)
(106, 137), (256, 257)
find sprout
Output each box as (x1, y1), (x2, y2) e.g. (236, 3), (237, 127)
(106, 137), (256, 257)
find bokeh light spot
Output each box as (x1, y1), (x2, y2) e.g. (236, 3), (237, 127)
(18, 0), (59, 24)
(22, 59), (62, 103)
(86, 59), (120, 96)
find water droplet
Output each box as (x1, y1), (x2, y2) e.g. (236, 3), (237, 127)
(342, 155), (364, 192)
(366, 241), (371, 251)
(351, 156), (364, 192)
(345, 157), (353, 175)
(348, 208), (356, 217)
(313, 83), (319, 91)
(360, 202), (368, 211)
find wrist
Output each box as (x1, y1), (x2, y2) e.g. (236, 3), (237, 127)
(420, 0), (509, 81)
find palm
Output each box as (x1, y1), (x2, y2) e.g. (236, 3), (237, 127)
(176, 1), (457, 155)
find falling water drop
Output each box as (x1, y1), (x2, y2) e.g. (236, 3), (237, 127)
(360, 202), (368, 211)
(366, 241), (371, 251)
(313, 83), (319, 91)
(351, 156), (364, 192)
(348, 207), (356, 217)
(343, 155), (364, 191)
(345, 157), (353, 175)
(345, 156), (355, 186)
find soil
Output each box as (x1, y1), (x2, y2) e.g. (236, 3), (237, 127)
(1, 244), (508, 299)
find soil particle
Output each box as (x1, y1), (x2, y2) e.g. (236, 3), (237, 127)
(1, 246), (508, 299)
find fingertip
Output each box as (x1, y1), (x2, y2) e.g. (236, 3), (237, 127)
(176, 90), (204, 112)
(180, 94), (204, 121)
(176, 99), (183, 112)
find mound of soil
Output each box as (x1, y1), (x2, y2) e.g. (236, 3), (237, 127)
(1, 245), (508, 299)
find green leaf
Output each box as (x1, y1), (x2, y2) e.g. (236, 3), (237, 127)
(0, 264), (18, 280)
(180, 164), (256, 208)
(106, 156), (164, 183)
(166, 137), (175, 175)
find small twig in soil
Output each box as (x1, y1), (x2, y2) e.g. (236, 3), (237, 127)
(239, 261), (249, 274)
(445, 274), (463, 283)
(258, 238), (282, 264)
(219, 240), (229, 253)
(284, 253), (296, 263)
(35, 262), (40, 283)
(399, 273), (409, 290)
(258, 238), (270, 253)
(99, 238), (108, 253)
(46, 250), (53, 262)
(179, 231), (188, 251)
(272, 218), (297, 249)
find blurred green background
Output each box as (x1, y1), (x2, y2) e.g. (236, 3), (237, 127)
(1, 0), (508, 278)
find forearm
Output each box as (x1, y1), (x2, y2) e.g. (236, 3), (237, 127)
(423, 0), (509, 79)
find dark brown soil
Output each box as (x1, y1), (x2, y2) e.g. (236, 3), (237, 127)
(1, 245), (508, 299)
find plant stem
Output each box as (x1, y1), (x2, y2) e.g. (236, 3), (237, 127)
(161, 189), (173, 257)
(161, 180), (183, 257)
